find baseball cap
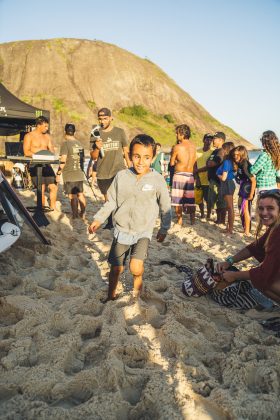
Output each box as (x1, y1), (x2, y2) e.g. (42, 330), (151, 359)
(65, 123), (75, 134)
(98, 107), (112, 117)
(203, 133), (213, 140)
(213, 131), (226, 141)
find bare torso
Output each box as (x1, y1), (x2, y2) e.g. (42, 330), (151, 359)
(23, 130), (54, 157)
(170, 140), (197, 173)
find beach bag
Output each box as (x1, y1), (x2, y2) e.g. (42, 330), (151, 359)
(182, 263), (218, 297)
(160, 259), (218, 297)
(194, 187), (203, 205)
(209, 281), (258, 309)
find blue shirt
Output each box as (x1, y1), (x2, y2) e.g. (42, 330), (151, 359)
(216, 159), (235, 180)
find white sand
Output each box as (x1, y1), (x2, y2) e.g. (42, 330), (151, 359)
(0, 183), (280, 419)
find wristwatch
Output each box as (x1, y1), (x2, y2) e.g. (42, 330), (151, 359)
(226, 256), (234, 266)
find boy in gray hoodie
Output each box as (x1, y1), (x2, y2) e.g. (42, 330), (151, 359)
(89, 134), (172, 302)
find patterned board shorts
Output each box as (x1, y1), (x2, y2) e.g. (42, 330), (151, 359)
(171, 172), (195, 213)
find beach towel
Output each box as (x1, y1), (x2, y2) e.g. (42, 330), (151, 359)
(209, 281), (258, 309)
(171, 172), (195, 212)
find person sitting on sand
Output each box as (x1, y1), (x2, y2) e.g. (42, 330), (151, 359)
(170, 124), (197, 225)
(56, 123), (86, 219)
(216, 190), (280, 304)
(88, 134), (172, 302)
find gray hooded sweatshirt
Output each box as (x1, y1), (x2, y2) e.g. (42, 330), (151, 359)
(94, 168), (171, 241)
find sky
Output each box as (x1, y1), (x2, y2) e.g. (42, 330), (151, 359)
(0, 0), (279, 147)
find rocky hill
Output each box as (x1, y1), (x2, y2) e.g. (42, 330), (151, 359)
(0, 38), (253, 150)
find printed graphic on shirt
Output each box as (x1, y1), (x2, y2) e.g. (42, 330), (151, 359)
(142, 184), (154, 191)
(103, 140), (120, 152)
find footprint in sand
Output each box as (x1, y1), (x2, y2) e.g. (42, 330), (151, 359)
(119, 376), (149, 406)
(141, 290), (167, 315)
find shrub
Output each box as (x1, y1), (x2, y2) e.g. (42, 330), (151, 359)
(163, 114), (175, 124)
(120, 105), (148, 118)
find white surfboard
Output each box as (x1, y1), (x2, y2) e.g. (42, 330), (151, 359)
(0, 221), (21, 253)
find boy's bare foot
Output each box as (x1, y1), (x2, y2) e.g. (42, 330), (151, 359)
(101, 294), (120, 304)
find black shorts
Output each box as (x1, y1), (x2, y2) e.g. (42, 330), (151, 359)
(29, 164), (56, 186)
(64, 181), (84, 195)
(219, 180), (236, 197)
(108, 237), (150, 267)
(97, 178), (114, 195)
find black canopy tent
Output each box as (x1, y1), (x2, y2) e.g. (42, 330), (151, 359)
(0, 83), (50, 136)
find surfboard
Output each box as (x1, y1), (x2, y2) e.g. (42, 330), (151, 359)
(0, 220), (21, 253)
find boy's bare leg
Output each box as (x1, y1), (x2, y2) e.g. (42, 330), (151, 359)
(188, 207), (195, 225)
(130, 258), (144, 297)
(41, 184), (46, 207)
(69, 194), (79, 218)
(199, 202), (205, 218)
(107, 265), (124, 300)
(48, 183), (58, 210)
(78, 192), (86, 218)
(175, 206), (183, 225)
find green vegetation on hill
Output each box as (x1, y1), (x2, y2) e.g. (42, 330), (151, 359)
(117, 105), (201, 146)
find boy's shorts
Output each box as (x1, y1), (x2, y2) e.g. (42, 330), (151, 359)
(108, 237), (150, 267)
(208, 180), (226, 209)
(97, 177), (114, 195)
(64, 181), (83, 195)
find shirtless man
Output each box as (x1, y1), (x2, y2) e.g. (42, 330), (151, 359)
(23, 116), (57, 210)
(170, 124), (197, 225)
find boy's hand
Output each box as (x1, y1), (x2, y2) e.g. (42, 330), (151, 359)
(88, 220), (101, 234)
(157, 232), (166, 243)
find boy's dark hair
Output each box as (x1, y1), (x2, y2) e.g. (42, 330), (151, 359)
(156, 142), (162, 147)
(222, 141), (235, 159)
(175, 124), (191, 139)
(129, 134), (157, 157)
(65, 123), (75, 135)
(35, 116), (49, 126)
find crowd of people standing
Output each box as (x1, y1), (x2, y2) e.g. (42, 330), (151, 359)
(22, 109), (280, 304)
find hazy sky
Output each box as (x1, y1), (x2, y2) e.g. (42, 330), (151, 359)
(0, 0), (279, 146)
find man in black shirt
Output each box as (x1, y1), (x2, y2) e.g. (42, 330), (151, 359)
(207, 132), (226, 223)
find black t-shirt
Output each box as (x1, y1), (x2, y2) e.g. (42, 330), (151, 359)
(236, 160), (253, 184)
(94, 127), (128, 179)
(207, 149), (222, 183)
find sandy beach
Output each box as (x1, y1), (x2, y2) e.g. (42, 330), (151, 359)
(1, 182), (280, 419)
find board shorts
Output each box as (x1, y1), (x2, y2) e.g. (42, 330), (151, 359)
(108, 237), (150, 267)
(171, 172), (195, 212)
(64, 181), (84, 195)
(29, 164), (56, 187)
